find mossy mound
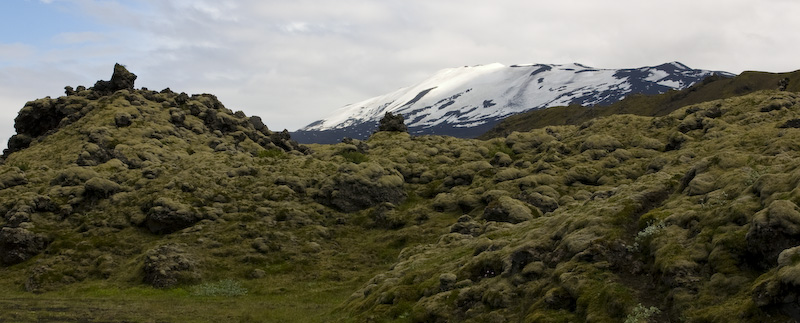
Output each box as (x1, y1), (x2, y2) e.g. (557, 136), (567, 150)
(342, 90), (800, 322)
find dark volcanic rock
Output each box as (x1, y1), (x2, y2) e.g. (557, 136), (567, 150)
(779, 119), (800, 129)
(2, 65), (135, 157)
(378, 112), (408, 133)
(0, 169), (27, 189)
(746, 200), (800, 269)
(92, 63), (137, 94)
(114, 112), (133, 127)
(83, 177), (122, 199)
(450, 215), (483, 236)
(142, 198), (202, 234)
(314, 163), (407, 213)
(142, 244), (200, 288)
(0, 227), (50, 266)
(481, 196), (539, 224)
(4, 98), (70, 156)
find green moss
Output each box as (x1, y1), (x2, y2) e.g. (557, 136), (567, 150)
(257, 148), (284, 158)
(486, 141), (515, 159)
(339, 151), (369, 164)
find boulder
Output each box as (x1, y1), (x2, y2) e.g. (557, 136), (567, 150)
(746, 200), (800, 268)
(450, 215), (483, 236)
(84, 177), (122, 199)
(0, 169), (27, 189)
(518, 191), (559, 214)
(3, 98), (68, 156)
(482, 196), (539, 224)
(377, 112), (408, 132)
(142, 198), (202, 234)
(315, 163), (406, 212)
(142, 244), (200, 288)
(0, 227), (50, 266)
(114, 112), (133, 127)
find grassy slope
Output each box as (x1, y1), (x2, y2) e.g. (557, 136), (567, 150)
(1, 86), (800, 322)
(479, 70), (800, 139)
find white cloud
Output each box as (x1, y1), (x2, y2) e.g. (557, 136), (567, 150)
(0, 43), (36, 63)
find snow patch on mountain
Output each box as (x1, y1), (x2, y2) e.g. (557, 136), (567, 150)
(296, 62), (733, 143)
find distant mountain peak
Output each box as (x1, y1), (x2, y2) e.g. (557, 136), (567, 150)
(293, 62), (734, 144)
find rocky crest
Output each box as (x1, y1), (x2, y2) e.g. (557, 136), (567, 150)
(3, 64), (308, 159)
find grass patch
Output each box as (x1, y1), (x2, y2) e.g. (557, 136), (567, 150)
(190, 279), (248, 297)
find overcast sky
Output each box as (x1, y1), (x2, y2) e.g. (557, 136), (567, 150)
(2, 0), (799, 151)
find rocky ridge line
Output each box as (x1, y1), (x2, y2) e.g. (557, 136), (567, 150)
(2, 63), (308, 159)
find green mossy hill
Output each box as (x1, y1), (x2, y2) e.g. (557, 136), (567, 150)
(2, 64), (800, 322)
(2, 64), (308, 159)
(480, 69), (800, 139)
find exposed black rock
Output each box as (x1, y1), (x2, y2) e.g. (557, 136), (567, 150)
(0, 169), (27, 190)
(92, 63), (137, 94)
(142, 198), (202, 234)
(481, 196), (539, 224)
(779, 78), (790, 91)
(314, 164), (407, 213)
(378, 112), (408, 133)
(0, 227), (50, 266)
(746, 200), (800, 269)
(142, 244), (200, 288)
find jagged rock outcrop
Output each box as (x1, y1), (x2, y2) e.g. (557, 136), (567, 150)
(92, 63), (137, 95)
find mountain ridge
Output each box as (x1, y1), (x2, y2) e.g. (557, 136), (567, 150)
(293, 61), (733, 143)
(479, 68), (800, 138)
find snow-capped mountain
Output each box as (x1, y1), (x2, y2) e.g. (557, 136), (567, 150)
(293, 62), (734, 143)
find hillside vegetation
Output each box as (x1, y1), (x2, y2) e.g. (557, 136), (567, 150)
(1, 65), (800, 322)
(480, 70), (800, 139)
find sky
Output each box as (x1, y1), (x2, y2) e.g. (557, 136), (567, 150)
(2, 0), (800, 152)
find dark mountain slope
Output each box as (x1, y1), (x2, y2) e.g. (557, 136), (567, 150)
(479, 69), (800, 139)
(295, 62), (731, 144)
